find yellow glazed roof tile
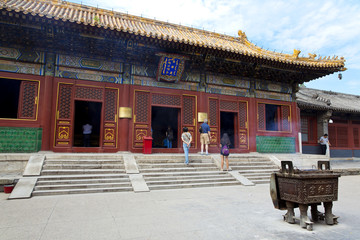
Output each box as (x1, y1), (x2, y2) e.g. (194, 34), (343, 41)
(0, 0), (346, 70)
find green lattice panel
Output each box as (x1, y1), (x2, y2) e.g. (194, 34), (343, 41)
(256, 136), (295, 153)
(0, 127), (42, 153)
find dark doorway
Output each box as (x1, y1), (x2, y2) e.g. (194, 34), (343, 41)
(0, 78), (21, 118)
(73, 101), (102, 147)
(151, 106), (179, 148)
(220, 112), (236, 149)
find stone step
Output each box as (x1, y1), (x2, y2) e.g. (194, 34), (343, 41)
(44, 159), (124, 164)
(228, 158), (271, 162)
(44, 154), (123, 160)
(135, 159), (213, 164)
(229, 161), (276, 166)
(142, 171), (226, 177)
(42, 164), (125, 169)
(139, 167), (219, 173)
(251, 179), (270, 184)
(37, 174), (129, 181)
(241, 172), (274, 177)
(41, 169), (126, 175)
(135, 155), (212, 160)
(143, 174), (229, 181)
(32, 187), (133, 196)
(237, 169), (279, 174)
(34, 182), (132, 191)
(148, 181), (240, 190)
(137, 163), (216, 168)
(146, 177), (236, 186)
(246, 175), (271, 181)
(36, 178), (130, 185)
(231, 165), (279, 170)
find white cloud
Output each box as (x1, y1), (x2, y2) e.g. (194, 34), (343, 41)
(69, 0), (360, 94)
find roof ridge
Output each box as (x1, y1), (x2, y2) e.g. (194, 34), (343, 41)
(0, 0), (346, 69)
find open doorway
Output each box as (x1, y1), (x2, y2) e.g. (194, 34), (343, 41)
(220, 112), (237, 149)
(151, 106), (179, 148)
(73, 101), (102, 147)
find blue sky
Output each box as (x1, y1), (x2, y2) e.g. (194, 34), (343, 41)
(69, 0), (360, 95)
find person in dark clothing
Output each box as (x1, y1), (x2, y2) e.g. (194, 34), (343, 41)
(220, 133), (231, 171)
(166, 126), (174, 148)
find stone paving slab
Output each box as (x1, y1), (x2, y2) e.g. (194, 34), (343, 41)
(0, 175), (359, 239)
(129, 174), (149, 192)
(8, 177), (37, 199)
(23, 155), (45, 176)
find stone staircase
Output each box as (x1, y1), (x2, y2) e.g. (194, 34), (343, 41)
(136, 155), (241, 190)
(32, 154), (133, 196)
(229, 155), (280, 184)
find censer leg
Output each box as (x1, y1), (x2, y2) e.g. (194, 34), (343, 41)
(310, 204), (319, 222)
(284, 201), (295, 223)
(324, 201), (335, 225)
(299, 204), (312, 229)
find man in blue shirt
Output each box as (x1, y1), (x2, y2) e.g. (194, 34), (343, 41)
(200, 119), (211, 155)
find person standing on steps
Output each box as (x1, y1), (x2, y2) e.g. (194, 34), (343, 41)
(220, 133), (231, 171)
(200, 119), (211, 155)
(181, 127), (192, 165)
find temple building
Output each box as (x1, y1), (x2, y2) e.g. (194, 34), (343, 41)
(0, 0), (346, 154)
(297, 87), (360, 158)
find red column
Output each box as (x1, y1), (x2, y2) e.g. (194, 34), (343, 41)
(118, 84), (131, 151)
(40, 76), (54, 150)
(248, 98), (257, 152)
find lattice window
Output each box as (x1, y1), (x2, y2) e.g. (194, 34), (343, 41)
(152, 94), (181, 106)
(18, 81), (38, 119)
(220, 101), (238, 111)
(104, 89), (117, 122)
(209, 99), (218, 126)
(239, 102), (247, 128)
(281, 105), (290, 131)
(58, 84), (73, 119)
(75, 86), (103, 100)
(258, 103), (266, 130)
(183, 96), (195, 125)
(135, 91), (149, 123)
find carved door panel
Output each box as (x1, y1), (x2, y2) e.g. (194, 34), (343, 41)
(281, 105), (291, 132)
(258, 103), (266, 131)
(238, 101), (249, 150)
(133, 91), (151, 148)
(208, 98), (219, 148)
(103, 89), (118, 148)
(55, 83), (74, 146)
(18, 81), (39, 119)
(182, 95), (196, 148)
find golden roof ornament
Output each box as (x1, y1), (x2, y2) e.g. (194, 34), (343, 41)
(293, 49), (301, 59)
(308, 53), (317, 59)
(238, 30), (247, 40)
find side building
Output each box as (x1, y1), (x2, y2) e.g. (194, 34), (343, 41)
(0, 0), (345, 154)
(297, 87), (360, 158)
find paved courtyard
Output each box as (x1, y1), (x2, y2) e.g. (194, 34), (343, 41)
(0, 175), (359, 240)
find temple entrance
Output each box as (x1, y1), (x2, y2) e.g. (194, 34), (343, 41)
(220, 112), (237, 148)
(151, 106), (179, 148)
(73, 101), (102, 147)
